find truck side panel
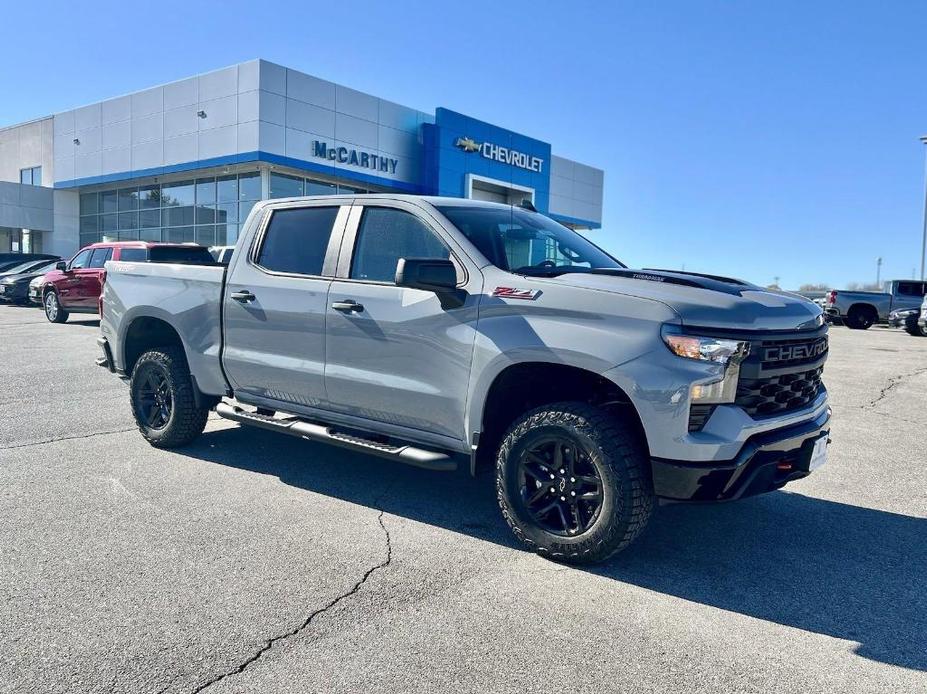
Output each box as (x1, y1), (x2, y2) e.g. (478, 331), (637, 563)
(101, 261), (228, 396)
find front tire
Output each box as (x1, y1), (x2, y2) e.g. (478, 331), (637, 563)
(43, 290), (68, 323)
(496, 402), (653, 564)
(905, 322), (927, 337)
(130, 347), (209, 448)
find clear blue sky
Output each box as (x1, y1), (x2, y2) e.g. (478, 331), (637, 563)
(3, 0), (926, 289)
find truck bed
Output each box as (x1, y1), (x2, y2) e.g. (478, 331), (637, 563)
(101, 260), (229, 396)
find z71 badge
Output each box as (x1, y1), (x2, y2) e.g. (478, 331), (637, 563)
(492, 287), (541, 300)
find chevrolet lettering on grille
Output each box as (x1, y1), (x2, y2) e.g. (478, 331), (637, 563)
(763, 338), (828, 363)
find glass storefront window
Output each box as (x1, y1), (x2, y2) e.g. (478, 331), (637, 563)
(240, 200), (258, 223)
(163, 206), (194, 227)
(164, 226), (194, 243)
(118, 188), (138, 211)
(72, 170), (374, 247)
(101, 214), (118, 232)
(217, 175), (238, 203)
(101, 191), (118, 214)
(161, 180), (195, 207)
(195, 205), (216, 224)
(139, 209), (160, 229)
(216, 202), (238, 224)
(196, 178), (216, 205)
(307, 180), (336, 196)
(80, 192), (98, 215)
(118, 212), (138, 230)
(269, 172), (303, 199)
(195, 225), (217, 247)
(80, 216), (99, 234)
(139, 185), (160, 208)
(239, 172), (261, 201)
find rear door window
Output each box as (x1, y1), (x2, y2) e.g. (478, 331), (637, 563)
(118, 248), (148, 262)
(148, 246), (215, 264)
(256, 206), (340, 276)
(88, 247), (113, 268)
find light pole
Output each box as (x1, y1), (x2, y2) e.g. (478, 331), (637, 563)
(920, 136), (927, 280)
(876, 257), (882, 287)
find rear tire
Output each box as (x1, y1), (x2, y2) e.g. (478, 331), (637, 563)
(43, 290), (68, 323)
(846, 305), (876, 330)
(496, 401), (653, 564)
(130, 347), (209, 448)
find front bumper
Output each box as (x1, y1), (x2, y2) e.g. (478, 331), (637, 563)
(0, 283), (27, 302)
(28, 285), (43, 304)
(651, 406), (831, 501)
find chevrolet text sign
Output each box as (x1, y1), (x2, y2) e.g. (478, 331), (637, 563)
(455, 137), (544, 173)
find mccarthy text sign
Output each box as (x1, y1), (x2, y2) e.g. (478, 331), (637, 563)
(455, 137), (544, 173)
(312, 141), (398, 174)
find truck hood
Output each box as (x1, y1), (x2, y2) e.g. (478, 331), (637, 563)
(544, 268), (824, 332)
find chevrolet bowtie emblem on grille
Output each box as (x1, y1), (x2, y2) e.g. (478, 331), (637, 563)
(455, 136), (481, 153)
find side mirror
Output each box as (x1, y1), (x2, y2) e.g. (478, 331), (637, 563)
(395, 258), (458, 292)
(56, 261), (67, 271)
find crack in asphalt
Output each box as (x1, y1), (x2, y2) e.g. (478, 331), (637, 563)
(861, 367), (927, 410)
(190, 509), (394, 693)
(0, 427), (137, 450)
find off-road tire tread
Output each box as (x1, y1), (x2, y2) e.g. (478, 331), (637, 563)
(130, 347), (208, 448)
(495, 401), (653, 564)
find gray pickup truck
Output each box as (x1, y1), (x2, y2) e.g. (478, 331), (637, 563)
(98, 195), (831, 563)
(824, 280), (927, 329)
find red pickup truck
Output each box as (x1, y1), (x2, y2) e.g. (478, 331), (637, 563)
(39, 241), (215, 323)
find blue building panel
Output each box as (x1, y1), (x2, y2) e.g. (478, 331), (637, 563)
(422, 108), (553, 214)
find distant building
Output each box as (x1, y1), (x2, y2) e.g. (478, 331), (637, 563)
(0, 59), (603, 258)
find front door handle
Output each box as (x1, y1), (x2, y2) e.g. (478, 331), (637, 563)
(331, 299), (364, 313)
(231, 290), (256, 303)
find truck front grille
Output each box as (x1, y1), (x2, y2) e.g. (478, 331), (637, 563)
(735, 365), (824, 417)
(732, 329), (828, 418)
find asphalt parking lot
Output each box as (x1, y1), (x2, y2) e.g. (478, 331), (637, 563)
(1, 304), (925, 693)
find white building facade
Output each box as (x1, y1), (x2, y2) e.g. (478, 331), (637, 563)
(0, 59), (604, 258)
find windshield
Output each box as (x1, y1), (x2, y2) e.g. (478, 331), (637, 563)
(436, 205), (623, 275)
(0, 260), (46, 275)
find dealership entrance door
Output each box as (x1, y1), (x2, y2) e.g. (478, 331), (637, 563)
(466, 174), (534, 206)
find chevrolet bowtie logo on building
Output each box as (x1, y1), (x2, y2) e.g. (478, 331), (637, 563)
(454, 136), (544, 173)
(455, 136), (481, 153)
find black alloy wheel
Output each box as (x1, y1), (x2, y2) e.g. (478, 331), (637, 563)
(518, 435), (603, 536)
(134, 367), (173, 430)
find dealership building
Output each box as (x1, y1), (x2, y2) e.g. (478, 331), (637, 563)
(0, 59), (604, 258)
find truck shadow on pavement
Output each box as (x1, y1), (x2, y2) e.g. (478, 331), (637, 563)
(183, 425), (925, 672)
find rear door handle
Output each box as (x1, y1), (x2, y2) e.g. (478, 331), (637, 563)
(231, 290), (256, 303)
(331, 299), (364, 313)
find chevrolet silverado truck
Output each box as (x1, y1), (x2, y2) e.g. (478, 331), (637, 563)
(824, 280), (927, 330)
(98, 195), (832, 564)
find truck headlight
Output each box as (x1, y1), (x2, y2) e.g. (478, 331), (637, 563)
(661, 328), (749, 365)
(661, 327), (750, 404)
